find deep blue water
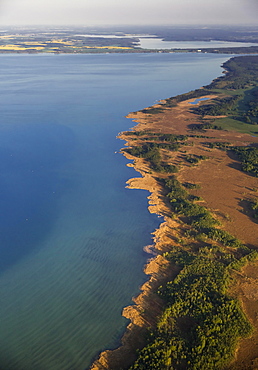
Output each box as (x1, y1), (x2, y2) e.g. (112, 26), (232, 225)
(0, 52), (230, 369)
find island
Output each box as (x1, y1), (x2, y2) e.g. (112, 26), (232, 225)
(90, 55), (258, 369)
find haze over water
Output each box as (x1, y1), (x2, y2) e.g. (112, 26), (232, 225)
(0, 52), (229, 369)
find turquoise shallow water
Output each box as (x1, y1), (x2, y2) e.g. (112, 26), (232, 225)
(0, 53), (229, 369)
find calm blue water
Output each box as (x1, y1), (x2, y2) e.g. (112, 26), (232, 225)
(0, 52), (229, 369)
(137, 38), (258, 50)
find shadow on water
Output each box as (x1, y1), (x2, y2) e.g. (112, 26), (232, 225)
(0, 122), (76, 274)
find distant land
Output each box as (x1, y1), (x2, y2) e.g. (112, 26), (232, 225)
(0, 25), (258, 54)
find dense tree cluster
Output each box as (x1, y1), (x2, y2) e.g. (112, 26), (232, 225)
(193, 96), (240, 117)
(232, 146), (258, 177)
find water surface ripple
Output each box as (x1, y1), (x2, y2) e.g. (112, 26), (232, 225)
(0, 53), (229, 369)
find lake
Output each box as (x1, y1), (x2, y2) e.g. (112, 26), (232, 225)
(0, 52), (229, 369)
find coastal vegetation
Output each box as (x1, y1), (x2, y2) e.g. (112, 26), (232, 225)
(131, 257), (252, 370)
(127, 171), (256, 369)
(117, 55), (258, 370)
(124, 134), (188, 173)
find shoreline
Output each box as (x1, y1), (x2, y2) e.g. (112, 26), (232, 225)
(90, 57), (258, 369)
(90, 143), (180, 370)
(0, 47), (258, 55)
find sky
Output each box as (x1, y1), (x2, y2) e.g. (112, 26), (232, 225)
(0, 0), (257, 27)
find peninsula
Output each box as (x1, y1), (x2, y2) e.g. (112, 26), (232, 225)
(91, 55), (258, 369)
